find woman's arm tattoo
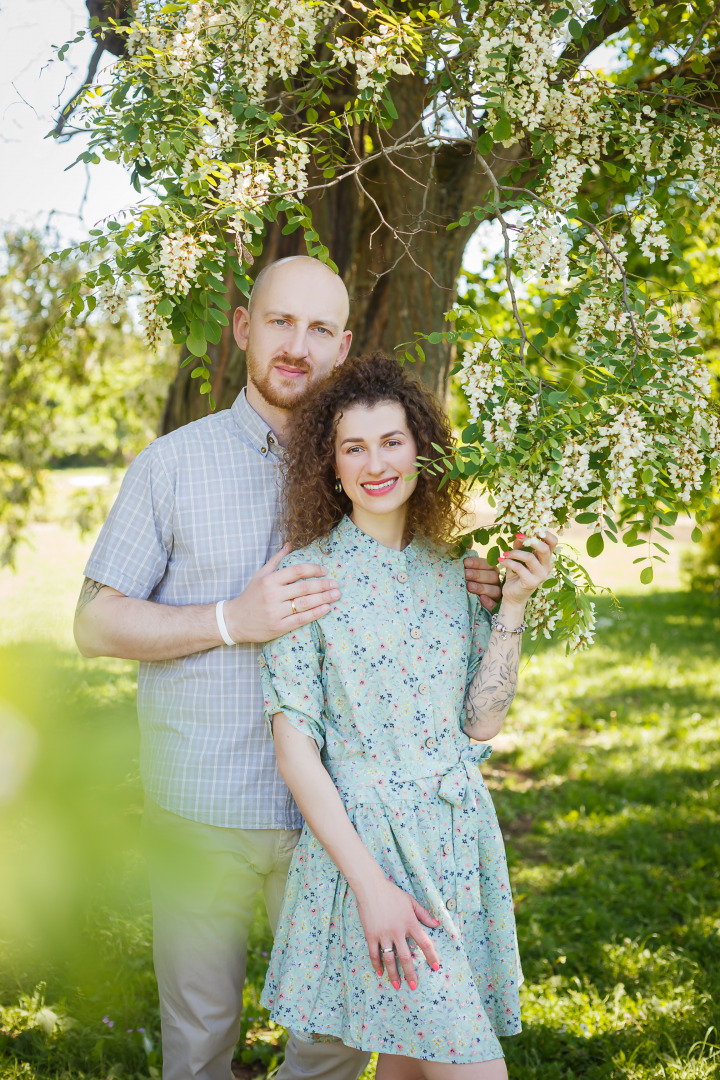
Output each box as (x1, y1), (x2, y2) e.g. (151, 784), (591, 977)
(464, 630), (522, 737)
(75, 578), (108, 615)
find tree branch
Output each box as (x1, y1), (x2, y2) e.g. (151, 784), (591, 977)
(54, 40), (105, 137)
(677, 1), (720, 69)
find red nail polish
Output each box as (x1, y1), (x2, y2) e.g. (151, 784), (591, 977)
(516, 533), (526, 538)
(431, 962), (440, 971)
(408, 981), (417, 991)
(392, 981), (400, 990)
(376, 970), (383, 977)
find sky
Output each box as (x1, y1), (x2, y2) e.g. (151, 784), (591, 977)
(1, 0), (137, 244)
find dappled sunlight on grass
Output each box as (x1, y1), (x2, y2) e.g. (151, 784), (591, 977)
(0, 534), (718, 1077)
(491, 589), (720, 1079)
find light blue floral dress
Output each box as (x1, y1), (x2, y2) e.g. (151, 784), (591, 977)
(258, 516), (522, 1063)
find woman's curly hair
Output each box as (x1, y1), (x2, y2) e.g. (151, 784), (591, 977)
(280, 353), (467, 549)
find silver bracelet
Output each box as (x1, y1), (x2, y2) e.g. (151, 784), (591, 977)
(491, 612), (527, 639)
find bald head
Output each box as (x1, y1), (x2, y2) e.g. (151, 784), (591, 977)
(233, 254), (353, 427)
(248, 256), (350, 329)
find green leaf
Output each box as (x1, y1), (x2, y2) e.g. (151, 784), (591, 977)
(477, 132), (493, 156)
(493, 116), (512, 142)
(586, 532), (604, 558)
(186, 331), (207, 357)
(568, 18), (582, 38)
(156, 299), (173, 316)
(205, 320), (222, 346)
(306, 107), (318, 123)
(691, 526), (703, 543)
(382, 92), (399, 120)
(550, 8), (569, 24)
(640, 565), (654, 585)
(486, 545), (500, 567)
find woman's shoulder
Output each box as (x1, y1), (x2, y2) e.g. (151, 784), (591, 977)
(277, 537), (330, 571)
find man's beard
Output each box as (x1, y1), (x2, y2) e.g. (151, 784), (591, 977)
(247, 349), (327, 410)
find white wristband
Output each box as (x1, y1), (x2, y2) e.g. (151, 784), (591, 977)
(215, 600), (237, 647)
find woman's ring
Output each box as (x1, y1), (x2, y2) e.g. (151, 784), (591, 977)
(290, 599), (298, 615)
(381, 946), (394, 954)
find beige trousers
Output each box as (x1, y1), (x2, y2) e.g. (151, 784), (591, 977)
(143, 799), (371, 1080)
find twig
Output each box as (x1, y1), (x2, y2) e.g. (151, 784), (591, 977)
(677, 2), (720, 69)
(352, 171), (447, 288)
(54, 41), (105, 137)
(473, 152), (531, 365)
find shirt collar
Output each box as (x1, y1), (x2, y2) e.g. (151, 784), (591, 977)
(230, 388), (281, 459)
(333, 515), (417, 564)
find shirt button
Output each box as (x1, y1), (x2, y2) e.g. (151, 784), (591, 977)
(258, 656), (267, 668)
(260, 446), (267, 455)
(443, 842), (453, 856)
(424, 736), (436, 749)
(410, 628), (422, 640)
(396, 571), (409, 584)
(446, 898), (457, 911)
(418, 682), (430, 695)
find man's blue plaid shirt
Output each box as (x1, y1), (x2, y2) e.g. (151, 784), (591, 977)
(85, 390), (301, 829)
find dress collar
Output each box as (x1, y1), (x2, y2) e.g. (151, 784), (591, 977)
(333, 515), (423, 565)
(230, 388), (280, 459)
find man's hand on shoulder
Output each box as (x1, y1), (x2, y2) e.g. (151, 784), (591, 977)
(463, 554), (502, 612)
(224, 544), (341, 643)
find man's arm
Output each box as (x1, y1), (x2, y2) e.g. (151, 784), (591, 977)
(74, 545), (341, 661)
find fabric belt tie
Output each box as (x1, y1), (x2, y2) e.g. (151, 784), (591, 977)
(326, 742), (494, 918)
(436, 743), (493, 808)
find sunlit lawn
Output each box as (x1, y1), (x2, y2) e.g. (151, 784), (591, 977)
(0, 501), (718, 1079)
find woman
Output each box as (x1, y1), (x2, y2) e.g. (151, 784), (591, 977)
(258, 354), (554, 1080)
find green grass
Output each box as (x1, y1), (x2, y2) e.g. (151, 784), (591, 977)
(0, 520), (718, 1080)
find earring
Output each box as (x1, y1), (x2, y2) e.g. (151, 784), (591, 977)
(334, 477), (343, 494)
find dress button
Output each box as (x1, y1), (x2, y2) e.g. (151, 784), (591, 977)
(410, 628), (422, 640)
(396, 571), (409, 584)
(446, 898), (457, 911)
(443, 842), (453, 856)
(260, 446), (267, 455)
(418, 682), (430, 695)
(425, 736), (436, 749)
(258, 656), (267, 668)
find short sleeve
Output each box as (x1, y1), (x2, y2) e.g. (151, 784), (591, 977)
(83, 444), (175, 599)
(260, 619), (327, 750)
(466, 588), (493, 689)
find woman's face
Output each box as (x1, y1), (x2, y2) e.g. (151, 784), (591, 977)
(334, 401), (418, 523)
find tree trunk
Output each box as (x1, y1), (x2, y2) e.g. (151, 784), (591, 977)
(159, 76), (527, 433)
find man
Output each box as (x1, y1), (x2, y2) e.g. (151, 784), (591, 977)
(74, 256), (501, 1080)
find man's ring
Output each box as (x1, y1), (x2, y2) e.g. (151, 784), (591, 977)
(382, 947), (394, 954)
(290, 599), (298, 615)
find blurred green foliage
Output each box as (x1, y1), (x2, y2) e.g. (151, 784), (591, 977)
(1, 583), (718, 1079)
(0, 230), (175, 568)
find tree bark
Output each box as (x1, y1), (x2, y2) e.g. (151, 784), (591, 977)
(158, 73), (528, 433)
